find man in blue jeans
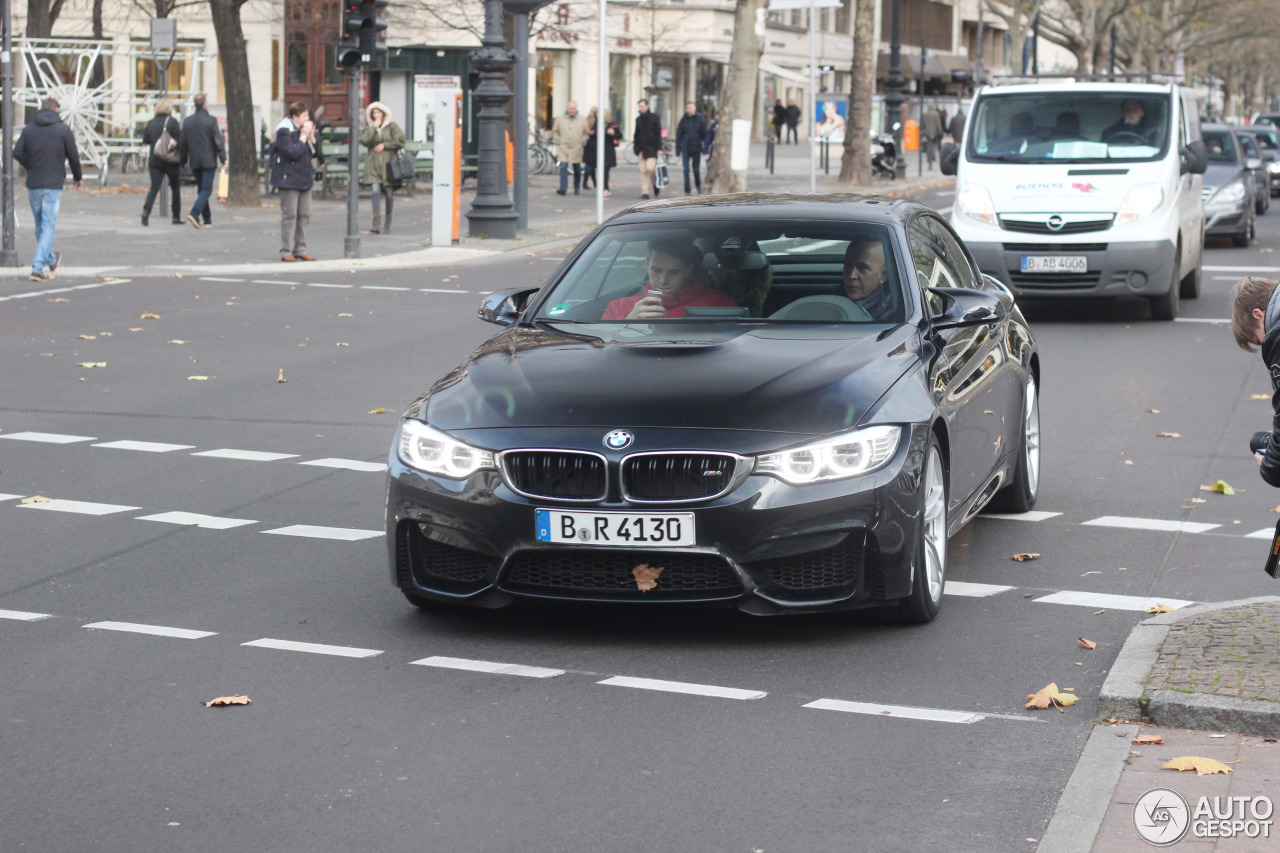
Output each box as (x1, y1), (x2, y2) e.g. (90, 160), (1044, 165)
(13, 97), (82, 281)
(178, 93), (226, 228)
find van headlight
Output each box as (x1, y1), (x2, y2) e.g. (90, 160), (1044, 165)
(1268, 161), (1280, 174)
(956, 184), (997, 225)
(1114, 184), (1164, 225)
(755, 425), (901, 485)
(1206, 180), (1246, 210)
(397, 420), (495, 478)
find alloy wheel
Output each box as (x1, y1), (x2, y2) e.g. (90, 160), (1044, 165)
(921, 447), (947, 603)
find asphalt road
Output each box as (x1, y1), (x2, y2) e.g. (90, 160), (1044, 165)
(5, 186), (1280, 852)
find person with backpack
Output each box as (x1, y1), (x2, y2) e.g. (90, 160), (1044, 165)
(140, 98), (183, 226)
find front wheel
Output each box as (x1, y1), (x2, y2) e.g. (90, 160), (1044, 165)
(900, 435), (948, 624)
(988, 375), (1040, 513)
(1150, 246), (1180, 320)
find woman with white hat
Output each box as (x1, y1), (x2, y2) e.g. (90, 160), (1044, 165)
(359, 101), (405, 233)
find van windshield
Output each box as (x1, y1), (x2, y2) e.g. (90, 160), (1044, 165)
(968, 91), (1172, 163)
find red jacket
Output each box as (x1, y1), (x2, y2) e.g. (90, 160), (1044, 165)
(603, 285), (737, 320)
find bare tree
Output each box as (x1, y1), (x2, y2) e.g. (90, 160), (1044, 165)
(839, 0), (873, 185)
(208, 0), (257, 206)
(707, 0), (766, 193)
(25, 0), (68, 38)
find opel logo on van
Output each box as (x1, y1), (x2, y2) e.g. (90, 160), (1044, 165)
(1046, 214), (1065, 231)
(604, 430), (634, 450)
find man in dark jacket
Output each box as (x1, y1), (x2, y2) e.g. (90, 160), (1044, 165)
(948, 108), (966, 144)
(269, 102), (317, 262)
(633, 99), (663, 199)
(1232, 277), (1280, 485)
(922, 104), (943, 168)
(179, 92), (226, 229)
(13, 97), (82, 281)
(140, 98), (183, 226)
(674, 103), (708, 195)
(785, 99), (801, 144)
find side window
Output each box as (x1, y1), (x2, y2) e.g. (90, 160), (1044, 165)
(925, 216), (982, 290)
(908, 218), (948, 316)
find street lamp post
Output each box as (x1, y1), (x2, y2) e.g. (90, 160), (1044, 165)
(504, 1), (552, 231)
(885, 0), (907, 179)
(466, 0), (518, 239)
(1, 0), (18, 268)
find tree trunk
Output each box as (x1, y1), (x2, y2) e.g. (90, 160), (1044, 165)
(707, 0), (766, 193)
(839, 0), (873, 185)
(90, 0), (105, 101)
(25, 0), (66, 38)
(208, 0), (258, 207)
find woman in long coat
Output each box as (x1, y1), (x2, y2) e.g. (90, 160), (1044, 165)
(583, 108), (619, 195)
(359, 100), (406, 234)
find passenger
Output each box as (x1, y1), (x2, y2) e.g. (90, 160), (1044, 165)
(1101, 99), (1154, 143)
(602, 238), (738, 320)
(1054, 111), (1083, 140)
(1009, 112), (1035, 138)
(838, 239), (901, 322)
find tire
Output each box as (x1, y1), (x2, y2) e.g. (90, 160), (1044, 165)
(1258, 187), (1270, 216)
(1233, 215), (1254, 247)
(1179, 261), (1201, 299)
(900, 434), (947, 624)
(987, 375), (1040, 513)
(1150, 244), (1180, 320)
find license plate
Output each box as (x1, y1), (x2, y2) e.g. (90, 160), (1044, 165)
(535, 509), (695, 547)
(1021, 255), (1088, 273)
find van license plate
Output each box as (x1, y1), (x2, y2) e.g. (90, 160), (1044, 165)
(536, 509), (695, 547)
(1021, 255), (1087, 273)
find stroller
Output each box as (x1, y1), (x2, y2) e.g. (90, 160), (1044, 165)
(871, 125), (900, 179)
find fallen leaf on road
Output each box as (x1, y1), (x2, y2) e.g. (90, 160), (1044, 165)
(168, 340), (187, 344)
(555, 232), (569, 237)
(1190, 498), (1206, 504)
(1124, 460), (1134, 465)
(186, 375), (209, 381)
(1146, 602), (1176, 614)
(1253, 394), (1271, 400)
(1156, 432), (1181, 438)
(368, 408), (387, 414)
(78, 334), (96, 340)
(1025, 683), (1078, 710)
(1200, 480), (1236, 495)
(1208, 734), (1227, 739)
(202, 694), (251, 708)
(76, 362), (106, 368)
(336, 342), (348, 346)
(1134, 735), (1164, 745)
(140, 313), (160, 319)
(1148, 408), (1161, 413)
(47, 298), (69, 302)
(128, 328), (144, 332)
(338, 313), (353, 317)
(277, 368), (287, 383)
(20, 496), (50, 504)
(632, 563), (664, 592)
(1162, 756), (1233, 775)
(1004, 552), (1040, 562)
(1078, 638), (1097, 650)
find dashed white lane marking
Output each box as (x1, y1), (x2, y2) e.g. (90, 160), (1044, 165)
(0, 279), (130, 302)
(92, 440), (196, 453)
(945, 581), (1014, 597)
(411, 656), (565, 678)
(199, 277), (245, 282)
(84, 621), (216, 639)
(252, 279), (293, 285)
(361, 285), (411, 291)
(1247, 528), (1276, 539)
(299, 457), (388, 472)
(18, 499), (141, 515)
(1202, 265), (1280, 272)
(242, 638), (383, 658)
(1174, 318), (1228, 324)
(307, 283), (353, 288)
(191, 448), (300, 462)
(419, 288), (471, 294)
(982, 510), (1063, 522)
(1083, 516), (1220, 534)
(0, 609), (53, 621)
(1213, 275), (1243, 280)
(1033, 590), (1195, 611)
(598, 675), (767, 701)
(0, 493), (23, 500)
(262, 525), (383, 541)
(136, 511), (258, 530)
(0, 431), (96, 444)
(803, 698), (988, 724)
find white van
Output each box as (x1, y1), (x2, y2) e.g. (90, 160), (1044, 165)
(943, 81), (1208, 319)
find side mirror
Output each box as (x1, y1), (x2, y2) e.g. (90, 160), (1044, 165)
(1247, 157), (1264, 172)
(1181, 139), (1208, 175)
(940, 143), (959, 176)
(929, 287), (1005, 330)
(478, 287), (539, 326)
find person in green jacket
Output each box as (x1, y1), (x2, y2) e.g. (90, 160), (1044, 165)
(359, 101), (405, 234)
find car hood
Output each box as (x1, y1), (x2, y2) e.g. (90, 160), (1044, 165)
(1203, 162), (1247, 192)
(417, 322), (917, 438)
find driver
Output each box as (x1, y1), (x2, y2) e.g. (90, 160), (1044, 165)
(1101, 99), (1153, 143)
(837, 239), (900, 322)
(602, 238), (737, 319)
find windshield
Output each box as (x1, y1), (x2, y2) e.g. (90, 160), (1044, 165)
(968, 91), (1171, 163)
(534, 220), (905, 325)
(1203, 130), (1238, 163)
(1246, 128), (1280, 150)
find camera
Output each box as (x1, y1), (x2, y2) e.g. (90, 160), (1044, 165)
(1251, 431), (1271, 454)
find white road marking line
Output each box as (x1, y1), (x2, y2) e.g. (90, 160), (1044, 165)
(936, 206), (953, 214)
(1246, 528), (1276, 539)
(419, 288), (472, 294)
(0, 493), (24, 500)
(84, 621), (216, 639)
(72, 283), (104, 290)
(299, 457), (388, 472)
(199, 276), (246, 282)
(18, 499), (141, 515)
(191, 448), (300, 462)
(1033, 590), (1195, 611)
(0, 609), (53, 621)
(92, 440), (196, 453)
(983, 510), (1063, 522)
(136, 511), (258, 530)
(242, 638), (383, 658)
(0, 431), (96, 444)
(411, 656), (565, 678)
(261, 525), (383, 541)
(1083, 516), (1220, 534)
(252, 279), (295, 285)
(1202, 265), (1280, 272)
(598, 675), (766, 700)
(361, 285), (410, 291)
(803, 698), (987, 724)
(945, 581), (1014, 597)
(1173, 318), (1228, 324)
(307, 283), (353, 288)
(1213, 275), (1243, 280)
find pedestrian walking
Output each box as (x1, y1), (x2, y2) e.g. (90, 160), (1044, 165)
(140, 98), (183, 226)
(179, 92), (225, 229)
(583, 107), (618, 196)
(359, 100), (405, 234)
(13, 97), (82, 281)
(269, 101), (318, 262)
(772, 100), (786, 142)
(552, 101), (590, 196)
(675, 102), (708, 195)
(949, 108), (967, 145)
(922, 103), (943, 169)
(633, 99), (662, 199)
(785, 99), (801, 144)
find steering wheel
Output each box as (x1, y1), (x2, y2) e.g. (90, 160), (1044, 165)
(1106, 131), (1148, 145)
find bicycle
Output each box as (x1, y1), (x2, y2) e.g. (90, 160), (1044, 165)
(530, 130), (558, 175)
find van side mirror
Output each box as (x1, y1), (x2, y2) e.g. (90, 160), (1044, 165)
(1181, 139), (1208, 175)
(940, 143), (959, 176)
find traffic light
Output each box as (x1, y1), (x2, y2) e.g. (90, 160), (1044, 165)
(336, 0), (388, 70)
(337, 1), (363, 69)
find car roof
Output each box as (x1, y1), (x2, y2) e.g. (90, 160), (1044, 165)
(977, 82), (1174, 97)
(603, 193), (926, 226)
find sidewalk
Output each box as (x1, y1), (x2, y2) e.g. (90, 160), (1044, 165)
(0, 141), (950, 281)
(1040, 597), (1280, 852)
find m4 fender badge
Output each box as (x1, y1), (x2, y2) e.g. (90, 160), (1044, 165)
(604, 429), (634, 450)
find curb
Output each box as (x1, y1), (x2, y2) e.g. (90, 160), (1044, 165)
(1036, 722), (1141, 853)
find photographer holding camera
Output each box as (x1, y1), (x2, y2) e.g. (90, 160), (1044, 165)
(1232, 278), (1280, 482)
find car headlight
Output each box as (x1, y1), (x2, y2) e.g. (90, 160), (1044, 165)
(397, 419), (495, 478)
(956, 184), (997, 225)
(1114, 184), (1164, 225)
(1207, 180), (1247, 208)
(1267, 161), (1280, 174)
(755, 425), (901, 485)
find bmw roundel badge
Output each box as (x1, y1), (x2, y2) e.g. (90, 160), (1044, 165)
(604, 429), (634, 450)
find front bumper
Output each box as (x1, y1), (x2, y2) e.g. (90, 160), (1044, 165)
(385, 425), (932, 615)
(963, 238), (1177, 298)
(1205, 203), (1249, 237)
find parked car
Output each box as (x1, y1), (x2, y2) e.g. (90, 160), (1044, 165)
(1251, 113), (1280, 128)
(1238, 124), (1280, 196)
(1234, 130), (1270, 215)
(1201, 124), (1257, 247)
(386, 195), (1040, 623)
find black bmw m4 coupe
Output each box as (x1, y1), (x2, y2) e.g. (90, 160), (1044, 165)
(386, 194), (1040, 622)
